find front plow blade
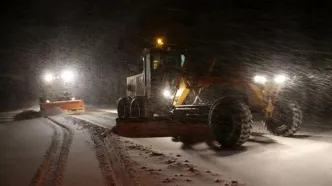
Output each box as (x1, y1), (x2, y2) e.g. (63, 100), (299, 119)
(40, 100), (85, 112)
(112, 117), (210, 138)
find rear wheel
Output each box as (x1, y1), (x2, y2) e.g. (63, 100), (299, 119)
(117, 97), (131, 118)
(209, 97), (253, 148)
(265, 101), (302, 136)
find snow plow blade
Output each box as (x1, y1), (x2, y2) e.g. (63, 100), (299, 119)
(112, 117), (210, 138)
(40, 100), (85, 112)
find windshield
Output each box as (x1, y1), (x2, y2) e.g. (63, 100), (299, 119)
(150, 52), (185, 70)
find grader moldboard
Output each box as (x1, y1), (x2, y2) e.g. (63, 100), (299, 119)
(112, 39), (302, 148)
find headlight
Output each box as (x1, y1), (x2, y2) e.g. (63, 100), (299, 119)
(163, 89), (172, 98)
(253, 75), (267, 84)
(61, 70), (74, 82)
(44, 73), (54, 83)
(274, 75), (287, 84)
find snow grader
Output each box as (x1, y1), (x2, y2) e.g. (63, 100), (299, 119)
(39, 69), (85, 113)
(113, 38), (302, 147)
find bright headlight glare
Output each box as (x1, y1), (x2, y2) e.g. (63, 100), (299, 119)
(61, 70), (74, 82)
(163, 89), (171, 98)
(44, 73), (54, 82)
(274, 75), (287, 84)
(254, 75), (266, 84)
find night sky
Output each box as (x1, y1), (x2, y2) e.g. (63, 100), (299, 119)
(1, 0), (332, 111)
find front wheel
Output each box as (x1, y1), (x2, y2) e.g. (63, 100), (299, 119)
(117, 97), (131, 118)
(265, 101), (302, 136)
(130, 97), (147, 118)
(209, 97), (253, 148)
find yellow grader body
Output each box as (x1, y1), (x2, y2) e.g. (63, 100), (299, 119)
(113, 39), (302, 147)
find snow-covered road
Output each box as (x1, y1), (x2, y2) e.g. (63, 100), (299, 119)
(0, 115), (117, 186)
(0, 118), (55, 186)
(2, 106), (332, 186)
(73, 108), (332, 186)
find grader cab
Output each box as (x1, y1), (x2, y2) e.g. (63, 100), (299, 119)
(114, 38), (302, 147)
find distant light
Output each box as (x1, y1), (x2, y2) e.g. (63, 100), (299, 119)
(157, 38), (164, 46)
(44, 73), (54, 83)
(46, 100), (50, 103)
(61, 70), (74, 82)
(274, 75), (287, 84)
(254, 75), (267, 84)
(71, 97), (75, 101)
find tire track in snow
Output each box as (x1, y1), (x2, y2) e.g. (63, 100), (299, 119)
(69, 116), (130, 186)
(47, 117), (73, 186)
(28, 117), (73, 186)
(89, 128), (119, 186)
(28, 120), (59, 186)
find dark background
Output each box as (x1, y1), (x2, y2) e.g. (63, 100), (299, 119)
(1, 0), (332, 114)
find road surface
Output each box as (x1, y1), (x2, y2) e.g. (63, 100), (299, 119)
(1, 105), (332, 186)
(0, 112), (117, 186)
(73, 106), (332, 186)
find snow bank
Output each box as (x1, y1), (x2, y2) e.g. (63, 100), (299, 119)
(14, 110), (41, 121)
(40, 107), (67, 117)
(14, 107), (67, 121)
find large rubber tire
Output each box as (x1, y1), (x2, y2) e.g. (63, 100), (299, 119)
(209, 97), (253, 148)
(130, 97), (147, 118)
(265, 101), (302, 136)
(117, 97), (131, 118)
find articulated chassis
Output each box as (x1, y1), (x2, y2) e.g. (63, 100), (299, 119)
(114, 48), (302, 147)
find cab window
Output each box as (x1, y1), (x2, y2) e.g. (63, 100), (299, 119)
(150, 52), (184, 70)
